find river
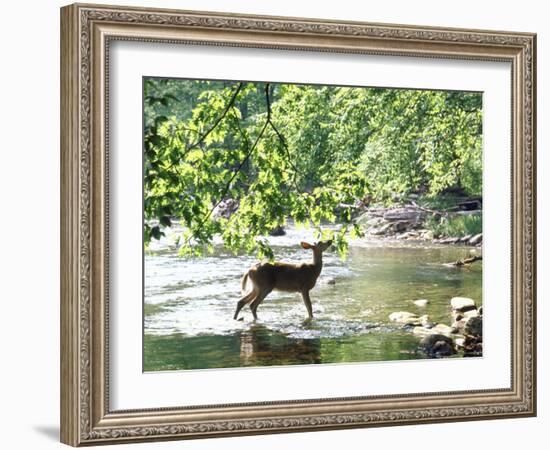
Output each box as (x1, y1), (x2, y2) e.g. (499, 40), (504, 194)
(144, 226), (482, 371)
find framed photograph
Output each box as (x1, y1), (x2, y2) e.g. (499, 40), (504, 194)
(60, 3), (536, 446)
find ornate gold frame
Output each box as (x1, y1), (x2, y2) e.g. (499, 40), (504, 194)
(60, 3), (536, 446)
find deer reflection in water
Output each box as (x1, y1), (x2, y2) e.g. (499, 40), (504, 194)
(239, 325), (322, 367)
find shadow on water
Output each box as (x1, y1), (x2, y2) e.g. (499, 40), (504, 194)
(144, 325), (321, 371)
(144, 323), (426, 372)
(239, 324), (322, 367)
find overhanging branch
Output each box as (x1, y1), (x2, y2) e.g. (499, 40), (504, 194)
(187, 82), (243, 151)
(182, 84), (272, 247)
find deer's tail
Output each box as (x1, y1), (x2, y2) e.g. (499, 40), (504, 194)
(241, 272), (250, 296)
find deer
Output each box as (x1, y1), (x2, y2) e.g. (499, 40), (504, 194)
(233, 240), (332, 321)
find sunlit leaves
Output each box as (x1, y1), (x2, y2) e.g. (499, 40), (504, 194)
(143, 78), (482, 260)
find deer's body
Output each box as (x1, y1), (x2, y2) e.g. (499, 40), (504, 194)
(233, 240), (332, 320)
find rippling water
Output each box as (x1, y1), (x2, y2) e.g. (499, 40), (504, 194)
(144, 226), (482, 371)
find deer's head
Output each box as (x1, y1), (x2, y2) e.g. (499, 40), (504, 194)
(300, 240), (333, 253)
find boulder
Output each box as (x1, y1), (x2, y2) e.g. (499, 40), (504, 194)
(451, 297), (476, 311)
(454, 337), (466, 348)
(419, 315), (430, 326)
(468, 233), (483, 246)
(419, 334), (456, 358)
(463, 309), (480, 319)
(464, 316), (483, 336)
(463, 334), (483, 357)
(383, 208), (426, 222)
(433, 323), (456, 335)
(269, 225), (286, 236)
(460, 304), (477, 314)
(452, 319), (467, 331)
(413, 326), (431, 336)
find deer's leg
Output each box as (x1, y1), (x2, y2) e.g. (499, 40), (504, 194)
(233, 291), (256, 320)
(301, 290), (313, 319)
(250, 289), (272, 320)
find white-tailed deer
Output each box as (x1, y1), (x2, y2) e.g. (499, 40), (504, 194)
(233, 240), (332, 320)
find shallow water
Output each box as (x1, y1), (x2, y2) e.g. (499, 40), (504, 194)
(144, 226), (482, 371)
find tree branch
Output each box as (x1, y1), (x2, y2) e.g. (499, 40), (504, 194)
(187, 82), (243, 151)
(444, 255), (482, 267)
(262, 83), (303, 190)
(181, 84), (271, 248)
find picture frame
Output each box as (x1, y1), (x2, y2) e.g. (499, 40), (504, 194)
(60, 2), (536, 446)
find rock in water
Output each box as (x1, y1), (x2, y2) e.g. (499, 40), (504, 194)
(463, 334), (483, 357)
(413, 323), (454, 337)
(419, 334), (456, 358)
(452, 318), (468, 331)
(454, 337), (466, 348)
(463, 309), (480, 319)
(389, 311), (416, 321)
(465, 316), (483, 337)
(451, 297), (476, 312)
(431, 323), (456, 336)
(414, 299), (429, 307)
(269, 225), (286, 236)
(389, 311), (422, 325)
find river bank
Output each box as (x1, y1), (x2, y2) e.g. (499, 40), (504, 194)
(354, 202), (482, 247)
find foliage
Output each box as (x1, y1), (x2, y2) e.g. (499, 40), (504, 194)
(425, 214), (482, 238)
(143, 78), (482, 258)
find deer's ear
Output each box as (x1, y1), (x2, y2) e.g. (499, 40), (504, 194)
(300, 241), (312, 249)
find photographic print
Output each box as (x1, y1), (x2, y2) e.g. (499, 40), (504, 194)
(143, 78), (483, 372)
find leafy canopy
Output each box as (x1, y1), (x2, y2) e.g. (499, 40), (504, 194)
(144, 78), (482, 259)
